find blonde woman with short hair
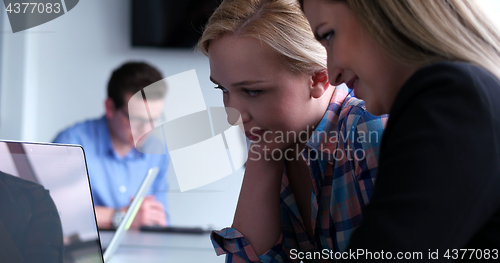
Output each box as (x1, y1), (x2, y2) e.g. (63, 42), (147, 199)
(198, 0), (387, 261)
(301, 0), (500, 258)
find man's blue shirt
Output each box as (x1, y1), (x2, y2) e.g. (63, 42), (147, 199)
(53, 116), (169, 213)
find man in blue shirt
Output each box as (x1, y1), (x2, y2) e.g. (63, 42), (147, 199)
(53, 62), (169, 229)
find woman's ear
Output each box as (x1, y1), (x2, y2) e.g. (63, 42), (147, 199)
(310, 70), (330, 99)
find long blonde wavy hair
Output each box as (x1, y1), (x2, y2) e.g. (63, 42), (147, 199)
(197, 0), (327, 75)
(299, 0), (500, 79)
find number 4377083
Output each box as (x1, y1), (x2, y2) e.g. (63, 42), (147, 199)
(443, 249), (498, 260)
(6, 3), (61, 14)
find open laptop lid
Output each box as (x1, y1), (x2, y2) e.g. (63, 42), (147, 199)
(0, 140), (104, 263)
(103, 167), (159, 262)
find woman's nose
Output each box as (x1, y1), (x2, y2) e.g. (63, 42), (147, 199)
(239, 111), (251, 123)
(328, 66), (345, 86)
(224, 96), (251, 125)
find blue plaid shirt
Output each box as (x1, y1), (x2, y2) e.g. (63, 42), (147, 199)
(211, 85), (388, 262)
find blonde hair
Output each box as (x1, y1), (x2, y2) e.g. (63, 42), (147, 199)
(300, 0), (500, 79)
(197, 0), (327, 74)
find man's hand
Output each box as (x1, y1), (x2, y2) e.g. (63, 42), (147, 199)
(130, 195), (167, 228)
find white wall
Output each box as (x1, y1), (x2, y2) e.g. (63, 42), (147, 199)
(2, 0), (225, 143)
(481, 0), (500, 27)
(0, 0), (242, 229)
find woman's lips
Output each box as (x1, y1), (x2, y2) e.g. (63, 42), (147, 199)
(245, 129), (267, 141)
(346, 76), (360, 97)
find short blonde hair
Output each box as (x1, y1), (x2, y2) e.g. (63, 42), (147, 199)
(197, 0), (327, 75)
(300, 0), (500, 79)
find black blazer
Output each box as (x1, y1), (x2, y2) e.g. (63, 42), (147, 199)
(346, 62), (500, 262)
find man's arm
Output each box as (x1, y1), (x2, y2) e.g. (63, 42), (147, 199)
(94, 198), (167, 229)
(94, 206), (115, 229)
(150, 153), (170, 222)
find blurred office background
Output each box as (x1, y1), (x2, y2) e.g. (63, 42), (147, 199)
(0, 0), (499, 230)
(0, 0), (241, 230)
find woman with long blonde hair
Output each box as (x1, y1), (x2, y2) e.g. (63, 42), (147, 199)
(198, 0), (387, 261)
(301, 0), (500, 258)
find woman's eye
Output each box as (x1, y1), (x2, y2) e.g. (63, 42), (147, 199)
(244, 89), (262, 97)
(214, 85), (228, 93)
(317, 30), (335, 42)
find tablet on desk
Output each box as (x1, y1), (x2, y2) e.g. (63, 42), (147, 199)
(100, 225), (214, 234)
(140, 225), (214, 234)
(103, 167), (160, 262)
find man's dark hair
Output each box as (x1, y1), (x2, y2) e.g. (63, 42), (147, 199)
(107, 61), (166, 109)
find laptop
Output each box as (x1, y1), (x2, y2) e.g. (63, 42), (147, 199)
(0, 140), (159, 263)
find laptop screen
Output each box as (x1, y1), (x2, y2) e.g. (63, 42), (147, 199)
(0, 141), (103, 263)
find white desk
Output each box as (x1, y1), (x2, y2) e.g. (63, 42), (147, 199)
(99, 230), (224, 263)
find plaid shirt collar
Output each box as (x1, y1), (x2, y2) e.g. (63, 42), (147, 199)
(305, 85), (352, 156)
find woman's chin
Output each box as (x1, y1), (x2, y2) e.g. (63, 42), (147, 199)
(364, 101), (388, 116)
